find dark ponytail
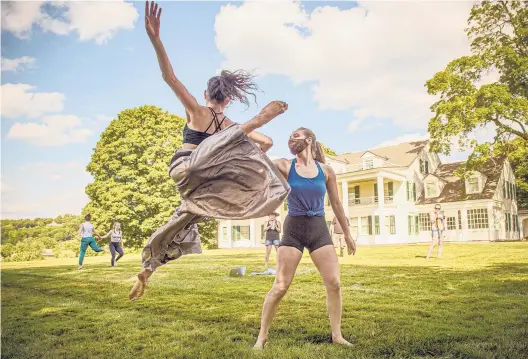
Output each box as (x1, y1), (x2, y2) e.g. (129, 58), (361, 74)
(297, 127), (326, 164)
(206, 69), (260, 108)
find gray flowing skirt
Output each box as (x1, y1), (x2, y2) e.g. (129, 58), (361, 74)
(141, 124), (290, 271)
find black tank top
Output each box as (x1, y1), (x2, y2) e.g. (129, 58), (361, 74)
(182, 108), (226, 146)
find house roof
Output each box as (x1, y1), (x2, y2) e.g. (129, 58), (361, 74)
(331, 140), (429, 167)
(417, 156), (506, 205)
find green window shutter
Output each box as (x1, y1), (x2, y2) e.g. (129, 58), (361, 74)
(425, 161), (429, 174)
(406, 182), (410, 200)
(368, 216), (373, 235)
(413, 183), (417, 201)
(415, 215), (419, 234)
(388, 182), (394, 197)
(408, 216), (412, 235)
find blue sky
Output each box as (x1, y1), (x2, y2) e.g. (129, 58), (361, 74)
(1, 0), (479, 219)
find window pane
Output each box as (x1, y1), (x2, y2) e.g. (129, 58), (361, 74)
(350, 217), (358, 234)
(447, 217), (456, 230)
(467, 209), (489, 229)
(361, 216), (369, 235)
(426, 183), (436, 197)
(419, 213), (432, 231)
(468, 177), (479, 193)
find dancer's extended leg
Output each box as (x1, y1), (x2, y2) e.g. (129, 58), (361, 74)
(130, 212), (196, 301)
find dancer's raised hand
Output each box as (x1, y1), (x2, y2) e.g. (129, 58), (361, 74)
(145, 1), (162, 39)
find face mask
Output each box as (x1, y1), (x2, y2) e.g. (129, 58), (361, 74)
(288, 138), (309, 155)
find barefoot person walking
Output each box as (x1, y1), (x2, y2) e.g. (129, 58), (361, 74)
(130, 2), (290, 301)
(78, 214), (105, 270)
(254, 128), (356, 349)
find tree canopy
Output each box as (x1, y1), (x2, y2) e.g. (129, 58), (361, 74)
(425, 0), (527, 206)
(83, 105), (217, 248)
(320, 142), (337, 156)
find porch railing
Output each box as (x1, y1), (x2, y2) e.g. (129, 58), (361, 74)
(348, 195), (394, 206)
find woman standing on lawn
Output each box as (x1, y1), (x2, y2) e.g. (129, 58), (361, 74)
(78, 214), (105, 270)
(129, 1), (290, 301)
(263, 212), (281, 268)
(253, 128), (357, 349)
(100, 222), (125, 267)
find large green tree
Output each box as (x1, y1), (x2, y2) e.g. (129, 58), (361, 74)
(84, 105), (217, 248)
(320, 142), (337, 156)
(425, 0), (527, 206)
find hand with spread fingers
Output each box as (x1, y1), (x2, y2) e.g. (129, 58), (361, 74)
(145, 1), (162, 39)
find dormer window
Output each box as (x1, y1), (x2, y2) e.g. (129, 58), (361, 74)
(425, 182), (437, 198)
(363, 159), (373, 169)
(467, 177), (479, 193)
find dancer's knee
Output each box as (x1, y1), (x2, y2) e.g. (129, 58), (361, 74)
(324, 277), (341, 293)
(269, 281), (290, 299)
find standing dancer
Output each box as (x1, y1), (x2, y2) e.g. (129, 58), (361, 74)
(129, 2), (290, 301)
(78, 214), (105, 270)
(426, 204), (445, 259)
(264, 212), (281, 268)
(253, 128), (356, 349)
(100, 222), (125, 267)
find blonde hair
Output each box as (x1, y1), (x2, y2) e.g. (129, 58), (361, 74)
(296, 127), (326, 164)
(113, 222), (121, 232)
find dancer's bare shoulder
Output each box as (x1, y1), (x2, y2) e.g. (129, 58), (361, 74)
(272, 158), (292, 178)
(321, 164), (336, 183)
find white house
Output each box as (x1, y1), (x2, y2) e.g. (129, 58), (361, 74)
(217, 140), (521, 248)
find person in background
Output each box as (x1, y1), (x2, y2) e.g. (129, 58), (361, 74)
(427, 203), (445, 259)
(78, 214), (105, 270)
(100, 222), (125, 267)
(331, 215), (350, 257)
(264, 212), (281, 268)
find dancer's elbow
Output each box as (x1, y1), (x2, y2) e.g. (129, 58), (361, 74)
(261, 137), (273, 152)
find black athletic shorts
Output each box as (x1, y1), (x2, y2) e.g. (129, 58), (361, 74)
(280, 215), (333, 253)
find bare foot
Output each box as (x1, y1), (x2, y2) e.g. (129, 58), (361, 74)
(259, 100), (288, 120)
(129, 269), (151, 301)
(78, 265), (83, 270)
(332, 336), (353, 346)
(252, 338), (267, 350)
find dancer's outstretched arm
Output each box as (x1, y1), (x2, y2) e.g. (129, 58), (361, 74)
(145, 1), (201, 114)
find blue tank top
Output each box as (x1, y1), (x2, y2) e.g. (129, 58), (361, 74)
(287, 159), (326, 217)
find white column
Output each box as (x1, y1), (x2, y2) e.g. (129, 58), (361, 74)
(341, 180), (349, 217)
(487, 202), (494, 241)
(461, 209), (468, 241)
(226, 219), (232, 248)
(377, 176), (385, 238)
(250, 219), (256, 246)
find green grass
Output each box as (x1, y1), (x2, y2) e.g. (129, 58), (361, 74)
(2, 243), (528, 359)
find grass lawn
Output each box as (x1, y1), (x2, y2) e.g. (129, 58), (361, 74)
(2, 242), (528, 359)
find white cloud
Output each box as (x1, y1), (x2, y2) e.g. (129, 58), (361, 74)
(1, 83), (64, 119)
(1, 56), (36, 72)
(51, 174), (62, 181)
(347, 118), (363, 133)
(215, 1), (475, 130)
(377, 133), (429, 148)
(1, 0), (138, 44)
(7, 115), (92, 147)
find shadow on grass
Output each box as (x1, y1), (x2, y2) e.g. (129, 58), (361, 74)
(2, 259), (528, 359)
